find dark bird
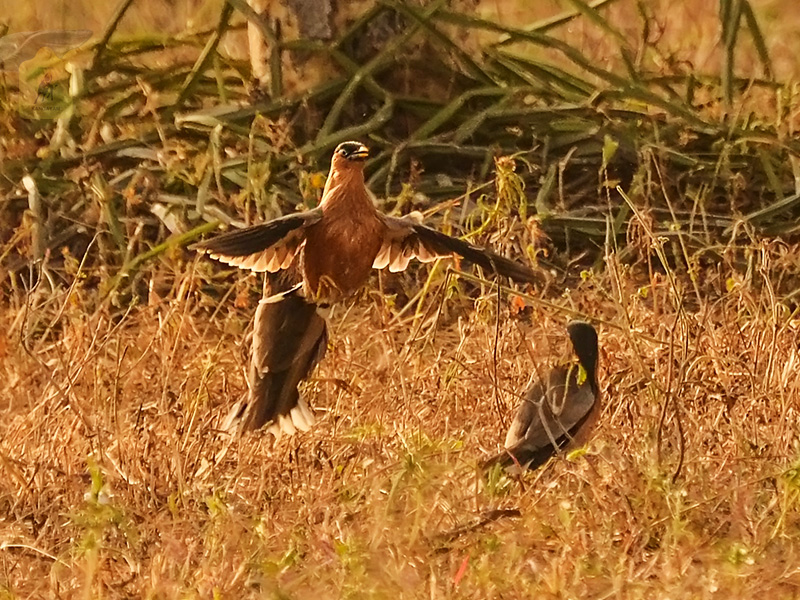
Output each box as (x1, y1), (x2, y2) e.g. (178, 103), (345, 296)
(195, 141), (538, 434)
(484, 321), (600, 471)
(234, 274), (327, 434)
(0, 30), (91, 71)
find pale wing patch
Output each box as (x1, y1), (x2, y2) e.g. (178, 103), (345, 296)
(386, 241), (408, 273)
(372, 241), (392, 269)
(372, 229), (449, 272)
(415, 239), (444, 263)
(280, 245), (297, 268)
(205, 236), (304, 273)
(388, 251), (410, 272)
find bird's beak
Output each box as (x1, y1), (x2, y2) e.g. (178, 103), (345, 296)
(349, 144), (369, 161)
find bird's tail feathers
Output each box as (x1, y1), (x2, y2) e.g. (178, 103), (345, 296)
(261, 282), (304, 304)
(221, 396), (247, 433)
(229, 289), (327, 434)
(266, 397), (316, 437)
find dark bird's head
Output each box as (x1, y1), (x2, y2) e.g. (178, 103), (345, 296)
(331, 141), (369, 171)
(566, 320), (599, 391)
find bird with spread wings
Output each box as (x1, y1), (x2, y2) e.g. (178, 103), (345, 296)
(483, 321), (600, 472)
(194, 141), (539, 435)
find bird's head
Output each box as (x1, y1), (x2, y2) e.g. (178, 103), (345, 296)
(321, 141), (372, 207)
(331, 141), (369, 171)
(566, 320), (599, 389)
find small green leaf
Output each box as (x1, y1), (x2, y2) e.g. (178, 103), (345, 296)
(567, 446), (587, 461)
(602, 134), (619, 169)
(576, 364), (588, 386)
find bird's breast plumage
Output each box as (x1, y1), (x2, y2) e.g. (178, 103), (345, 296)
(301, 202), (386, 302)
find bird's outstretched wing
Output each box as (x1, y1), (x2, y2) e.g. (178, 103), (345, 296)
(484, 366), (598, 470)
(192, 208), (323, 272)
(375, 212), (538, 285)
(0, 30), (92, 70)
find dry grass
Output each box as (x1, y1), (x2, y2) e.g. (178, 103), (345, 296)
(3, 234), (800, 597)
(4, 1), (800, 598)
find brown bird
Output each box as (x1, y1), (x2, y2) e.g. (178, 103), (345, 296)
(484, 321), (600, 471)
(195, 141), (538, 434)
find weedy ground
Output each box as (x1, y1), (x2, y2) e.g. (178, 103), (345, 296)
(3, 230), (800, 598)
(4, 0), (800, 598)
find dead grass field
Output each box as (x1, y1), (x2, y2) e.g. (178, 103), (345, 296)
(4, 234), (800, 598)
(4, 0), (800, 598)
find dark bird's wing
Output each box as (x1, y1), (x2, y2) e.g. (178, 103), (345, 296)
(484, 366), (599, 470)
(0, 30), (91, 70)
(227, 283), (328, 433)
(192, 208), (323, 272)
(375, 213), (538, 285)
